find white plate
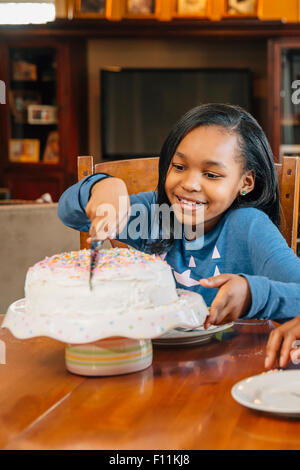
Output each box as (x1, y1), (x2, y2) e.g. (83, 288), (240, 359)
(152, 323), (234, 347)
(231, 370), (300, 417)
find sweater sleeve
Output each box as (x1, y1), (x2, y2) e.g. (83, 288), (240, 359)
(57, 173), (157, 252)
(242, 275), (300, 320)
(57, 174), (111, 231)
(238, 210), (300, 320)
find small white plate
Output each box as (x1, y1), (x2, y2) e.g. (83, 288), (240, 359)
(152, 323), (234, 347)
(232, 370), (300, 417)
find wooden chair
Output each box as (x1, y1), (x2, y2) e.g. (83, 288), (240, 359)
(275, 156), (300, 253)
(78, 155), (300, 254)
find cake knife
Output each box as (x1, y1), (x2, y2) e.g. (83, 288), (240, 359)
(89, 239), (103, 291)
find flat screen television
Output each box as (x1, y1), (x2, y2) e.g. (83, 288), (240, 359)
(100, 68), (253, 160)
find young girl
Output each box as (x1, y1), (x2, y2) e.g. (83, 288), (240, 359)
(58, 103), (300, 329)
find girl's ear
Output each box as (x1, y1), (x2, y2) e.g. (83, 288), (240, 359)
(240, 169), (255, 195)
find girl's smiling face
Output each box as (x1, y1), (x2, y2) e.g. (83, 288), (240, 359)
(165, 125), (255, 235)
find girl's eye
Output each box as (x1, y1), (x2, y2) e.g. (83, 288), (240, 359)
(172, 163), (185, 171)
(205, 172), (221, 179)
(171, 165), (221, 178)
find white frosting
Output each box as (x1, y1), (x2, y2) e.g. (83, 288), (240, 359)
(25, 248), (179, 317)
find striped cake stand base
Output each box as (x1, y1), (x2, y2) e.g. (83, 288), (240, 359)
(65, 337), (153, 376)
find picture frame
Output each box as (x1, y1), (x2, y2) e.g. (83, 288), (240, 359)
(12, 59), (37, 81)
(72, 0), (106, 17)
(175, 0), (208, 17)
(125, 0), (156, 17)
(27, 105), (58, 125)
(9, 139), (40, 163)
(42, 131), (60, 164)
(224, 0), (258, 17)
(9, 90), (41, 124)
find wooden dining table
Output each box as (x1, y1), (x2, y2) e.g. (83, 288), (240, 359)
(0, 316), (299, 450)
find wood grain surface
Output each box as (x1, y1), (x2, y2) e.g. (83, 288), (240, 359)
(0, 318), (299, 450)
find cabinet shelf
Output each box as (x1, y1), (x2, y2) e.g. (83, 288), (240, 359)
(11, 122), (58, 128)
(6, 161), (61, 168)
(11, 79), (56, 85)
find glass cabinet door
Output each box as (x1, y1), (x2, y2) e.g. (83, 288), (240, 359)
(280, 48), (300, 160)
(8, 47), (59, 164)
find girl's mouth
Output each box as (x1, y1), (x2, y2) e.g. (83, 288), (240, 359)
(175, 195), (207, 211)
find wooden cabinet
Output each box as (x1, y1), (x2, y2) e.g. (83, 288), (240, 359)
(0, 37), (87, 201)
(2, 20), (300, 200)
(268, 38), (300, 162)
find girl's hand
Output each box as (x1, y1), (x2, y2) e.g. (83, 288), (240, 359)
(199, 274), (251, 328)
(85, 177), (130, 242)
(265, 316), (300, 369)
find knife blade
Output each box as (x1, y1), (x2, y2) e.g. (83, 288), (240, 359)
(89, 239), (104, 290)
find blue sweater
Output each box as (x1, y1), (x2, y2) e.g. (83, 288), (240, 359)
(58, 174), (300, 321)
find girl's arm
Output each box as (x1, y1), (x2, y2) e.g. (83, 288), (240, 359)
(242, 275), (300, 320)
(58, 174), (110, 231)
(240, 210), (300, 321)
(58, 174), (157, 251)
(200, 208), (300, 324)
(85, 176), (130, 241)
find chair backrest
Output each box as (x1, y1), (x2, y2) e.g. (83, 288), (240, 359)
(95, 157), (159, 195)
(78, 155), (300, 254)
(275, 156), (300, 253)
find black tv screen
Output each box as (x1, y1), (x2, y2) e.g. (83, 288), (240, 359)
(100, 68), (252, 160)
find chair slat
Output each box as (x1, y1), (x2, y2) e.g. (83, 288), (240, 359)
(279, 156), (300, 253)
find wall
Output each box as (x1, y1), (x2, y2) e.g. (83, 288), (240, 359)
(88, 37), (267, 162)
(0, 203), (79, 312)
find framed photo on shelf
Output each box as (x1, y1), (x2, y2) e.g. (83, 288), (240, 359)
(12, 59), (37, 81)
(176, 0), (208, 17)
(9, 139), (40, 163)
(126, 0), (156, 16)
(224, 0), (258, 17)
(9, 90), (41, 124)
(73, 0), (106, 17)
(43, 131), (59, 164)
(27, 105), (58, 125)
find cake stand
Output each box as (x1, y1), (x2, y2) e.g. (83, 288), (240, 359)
(2, 289), (209, 376)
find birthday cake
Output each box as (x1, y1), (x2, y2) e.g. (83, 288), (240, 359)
(2, 247), (209, 342)
(25, 248), (179, 317)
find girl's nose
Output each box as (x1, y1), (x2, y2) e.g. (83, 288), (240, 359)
(181, 173), (202, 192)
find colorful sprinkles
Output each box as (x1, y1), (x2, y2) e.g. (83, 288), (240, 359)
(31, 248), (163, 273)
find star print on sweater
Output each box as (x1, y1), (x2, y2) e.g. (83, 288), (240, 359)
(188, 256), (196, 267)
(173, 269), (199, 287)
(213, 265), (221, 277)
(212, 246), (221, 259)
